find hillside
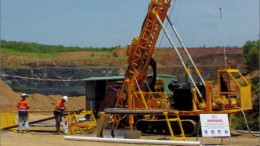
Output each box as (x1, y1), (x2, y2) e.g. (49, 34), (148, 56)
(1, 45), (245, 96)
(1, 46), (244, 74)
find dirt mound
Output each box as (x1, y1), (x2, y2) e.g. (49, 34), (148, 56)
(0, 80), (21, 111)
(0, 80), (85, 112)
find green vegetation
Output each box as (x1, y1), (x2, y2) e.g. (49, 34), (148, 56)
(243, 40), (260, 72)
(0, 40), (118, 55)
(231, 40), (259, 131)
(231, 76), (259, 131)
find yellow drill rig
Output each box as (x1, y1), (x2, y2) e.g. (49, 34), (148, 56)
(103, 0), (252, 136)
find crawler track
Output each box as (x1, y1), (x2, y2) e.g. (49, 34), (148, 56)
(136, 119), (198, 137)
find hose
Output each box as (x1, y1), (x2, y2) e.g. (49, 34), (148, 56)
(233, 107), (260, 137)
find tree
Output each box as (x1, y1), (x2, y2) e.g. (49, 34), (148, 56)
(243, 40), (260, 72)
(232, 40), (260, 131)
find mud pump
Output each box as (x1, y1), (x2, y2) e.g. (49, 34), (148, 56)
(101, 0), (252, 137)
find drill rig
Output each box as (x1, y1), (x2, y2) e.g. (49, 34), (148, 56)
(106, 0), (252, 136)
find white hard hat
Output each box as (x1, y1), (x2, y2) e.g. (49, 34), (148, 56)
(21, 93), (29, 98)
(62, 96), (69, 102)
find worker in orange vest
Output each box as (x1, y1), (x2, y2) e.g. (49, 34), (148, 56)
(53, 96), (69, 134)
(17, 93), (30, 133)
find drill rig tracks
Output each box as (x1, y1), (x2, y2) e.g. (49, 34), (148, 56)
(104, 108), (198, 137)
(136, 119), (198, 137)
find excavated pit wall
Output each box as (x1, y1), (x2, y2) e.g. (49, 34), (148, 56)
(1, 68), (122, 96)
(1, 52), (246, 96)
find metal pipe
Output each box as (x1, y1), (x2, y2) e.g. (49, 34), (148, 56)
(154, 12), (203, 97)
(104, 108), (178, 114)
(166, 15), (205, 86)
(64, 136), (201, 145)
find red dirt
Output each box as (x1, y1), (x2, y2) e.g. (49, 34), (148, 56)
(0, 80), (85, 112)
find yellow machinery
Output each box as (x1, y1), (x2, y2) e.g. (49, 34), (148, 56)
(113, 0), (171, 130)
(103, 0), (252, 137)
(67, 110), (96, 134)
(0, 112), (17, 130)
(97, 109), (186, 140)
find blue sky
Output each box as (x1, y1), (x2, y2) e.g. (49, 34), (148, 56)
(1, 0), (259, 48)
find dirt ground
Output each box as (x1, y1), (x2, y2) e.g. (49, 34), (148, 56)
(1, 129), (259, 146)
(0, 113), (259, 146)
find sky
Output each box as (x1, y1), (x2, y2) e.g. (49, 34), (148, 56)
(1, 0), (259, 48)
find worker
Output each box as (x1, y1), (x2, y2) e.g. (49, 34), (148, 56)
(53, 96), (69, 134)
(17, 93), (30, 133)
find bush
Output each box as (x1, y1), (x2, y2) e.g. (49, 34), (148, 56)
(231, 72), (259, 131)
(231, 40), (260, 131)
(243, 40), (260, 72)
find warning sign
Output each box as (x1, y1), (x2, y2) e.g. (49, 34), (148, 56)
(200, 114), (231, 137)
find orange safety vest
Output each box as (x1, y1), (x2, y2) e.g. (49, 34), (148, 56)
(17, 99), (30, 111)
(55, 99), (65, 112)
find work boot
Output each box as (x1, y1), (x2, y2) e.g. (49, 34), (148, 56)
(56, 130), (63, 135)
